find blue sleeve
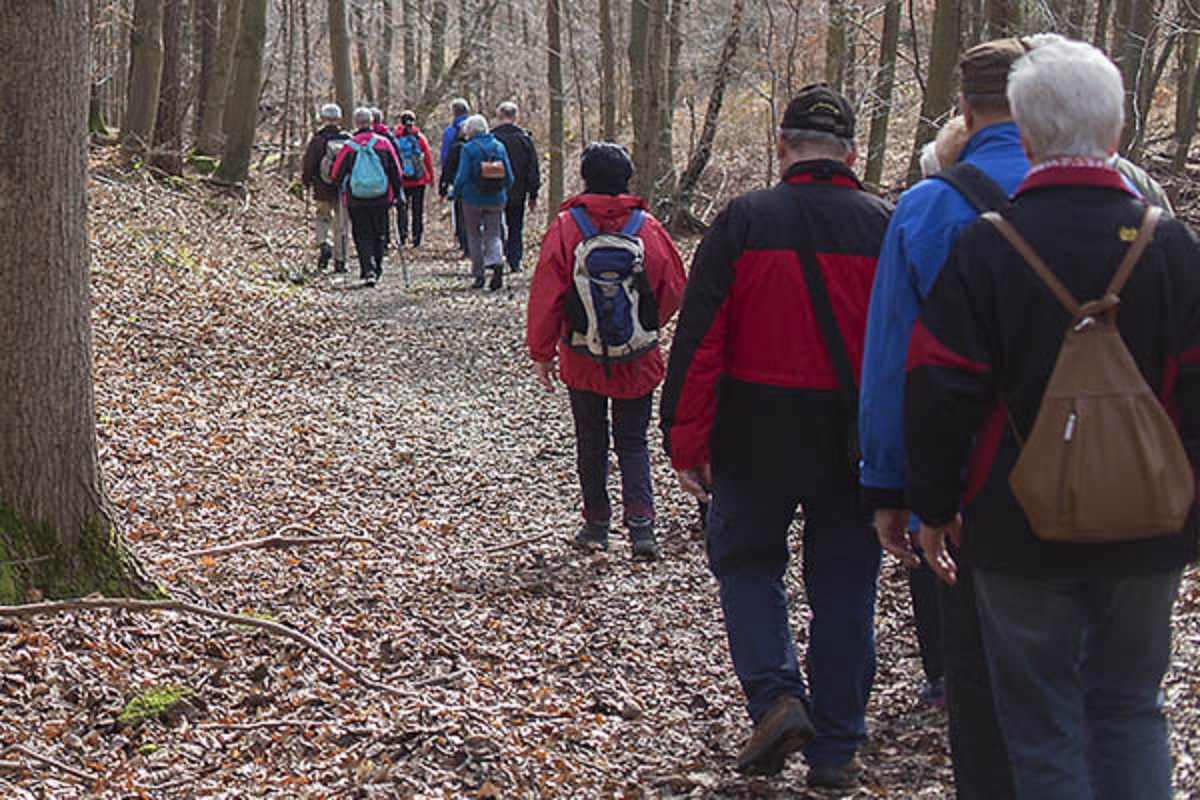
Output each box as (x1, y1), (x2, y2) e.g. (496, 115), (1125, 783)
(453, 142), (471, 199)
(440, 125), (454, 165)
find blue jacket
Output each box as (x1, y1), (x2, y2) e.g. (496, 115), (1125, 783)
(858, 122), (1028, 510)
(440, 113), (468, 165)
(453, 133), (514, 208)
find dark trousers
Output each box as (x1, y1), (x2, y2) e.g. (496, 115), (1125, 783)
(398, 184), (426, 246)
(941, 561), (1015, 800)
(567, 389), (654, 524)
(705, 474), (880, 768)
(348, 204), (388, 278)
(909, 562), (944, 682)
(453, 197), (469, 255)
(503, 198), (527, 270)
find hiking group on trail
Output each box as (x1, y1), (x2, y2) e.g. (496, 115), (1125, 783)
(299, 34), (1199, 797)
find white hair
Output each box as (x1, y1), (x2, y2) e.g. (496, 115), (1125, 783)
(352, 106), (373, 128)
(1008, 39), (1124, 161)
(461, 114), (489, 138)
(496, 101), (518, 120)
(451, 97), (470, 116)
(919, 141), (941, 179)
(319, 102), (342, 121)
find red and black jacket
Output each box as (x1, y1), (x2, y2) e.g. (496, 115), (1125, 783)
(906, 164), (1200, 578)
(660, 160), (892, 491)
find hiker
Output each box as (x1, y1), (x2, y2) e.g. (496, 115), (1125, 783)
(660, 85), (891, 789)
(393, 110), (435, 248)
(526, 143), (685, 560)
(858, 38), (1033, 800)
(452, 114), (513, 290)
(905, 39), (1200, 798)
(370, 108), (403, 253)
(440, 98), (471, 256)
(491, 102), (541, 272)
(330, 107), (404, 287)
(300, 103), (351, 274)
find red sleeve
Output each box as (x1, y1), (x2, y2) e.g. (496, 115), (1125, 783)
(420, 136), (435, 187)
(526, 214), (572, 362)
(643, 217), (686, 326)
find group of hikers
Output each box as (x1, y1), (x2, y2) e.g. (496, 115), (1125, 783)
(300, 33), (1198, 797)
(300, 98), (539, 290)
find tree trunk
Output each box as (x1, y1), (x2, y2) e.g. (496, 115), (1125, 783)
(151, 0), (184, 175)
(865, 0), (901, 190)
(1095, 0), (1114, 50)
(547, 0), (565, 218)
(329, 0), (355, 122)
(906, 0), (960, 184)
(0, 0), (154, 603)
(984, 0), (1021, 36)
(123, 0), (165, 154)
(402, 0), (417, 104)
(379, 0), (393, 114)
(196, 0), (242, 155)
(628, 0), (670, 203)
(353, 0), (375, 104)
(599, 0), (616, 140)
(214, 0), (268, 184)
(429, 0), (447, 86)
(1116, 0), (1159, 152)
(192, 0), (220, 144)
(825, 0), (847, 92)
(1172, 0), (1200, 184)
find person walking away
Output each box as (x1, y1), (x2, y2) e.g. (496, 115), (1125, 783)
(453, 114), (513, 290)
(371, 107), (404, 255)
(440, 98), (471, 256)
(527, 142), (685, 560)
(393, 110), (435, 248)
(905, 39), (1200, 799)
(491, 102), (541, 273)
(660, 84), (891, 789)
(330, 107), (404, 287)
(300, 103), (351, 273)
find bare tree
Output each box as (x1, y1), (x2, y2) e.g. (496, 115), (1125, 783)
(826, 0), (848, 92)
(192, 0), (220, 144)
(548, 0), (565, 216)
(353, 0), (375, 103)
(329, 0), (356, 121)
(985, 0), (1022, 36)
(379, 0), (394, 113)
(151, 0), (184, 175)
(865, 0), (901, 190)
(214, 0), (269, 184)
(600, 0), (617, 139)
(122, 0), (165, 154)
(196, 0), (243, 155)
(907, 0), (960, 184)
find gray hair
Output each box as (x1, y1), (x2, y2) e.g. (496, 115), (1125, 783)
(319, 102), (342, 121)
(370, 107), (383, 125)
(779, 128), (854, 160)
(352, 107), (373, 128)
(451, 97), (471, 116)
(1008, 39), (1123, 161)
(461, 114), (489, 139)
(496, 101), (518, 121)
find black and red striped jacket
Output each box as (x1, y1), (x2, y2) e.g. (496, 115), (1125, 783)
(905, 164), (1200, 578)
(660, 160), (892, 491)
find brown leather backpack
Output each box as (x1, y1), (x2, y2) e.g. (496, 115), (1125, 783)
(983, 206), (1194, 543)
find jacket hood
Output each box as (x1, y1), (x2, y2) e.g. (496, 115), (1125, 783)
(562, 193), (649, 227)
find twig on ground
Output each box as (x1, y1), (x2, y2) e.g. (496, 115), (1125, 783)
(481, 530), (557, 554)
(412, 669), (468, 689)
(0, 597), (417, 699)
(183, 525), (374, 558)
(1, 745), (95, 783)
(197, 719), (328, 731)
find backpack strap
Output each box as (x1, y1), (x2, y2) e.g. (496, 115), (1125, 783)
(795, 250), (857, 395)
(932, 163), (1011, 213)
(620, 209), (645, 236)
(983, 212), (1081, 317)
(569, 207), (599, 239)
(1105, 205), (1162, 297)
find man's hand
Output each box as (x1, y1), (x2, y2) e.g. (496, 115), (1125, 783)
(532, 360), (557, 392)
(676, 465), (712, 503)
(918, 515), (963, 585)
(874, 508), (919, 568)
(528, 196), (537, 212)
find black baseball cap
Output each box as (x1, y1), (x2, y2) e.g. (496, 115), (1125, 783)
(781, 84), (855, 138)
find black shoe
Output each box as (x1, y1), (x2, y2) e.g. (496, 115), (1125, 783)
(628, 520), (658, 560)
(807, 757), (861, 789)
(333, 260), (347, 274)
(488, 264), (503, 291)
(317, 243), (332, 271)
(471, 275), (486, 289)
(362, 272), (377, 287)
(573, 521), (610, 551)
(735, 695), (815, 776)
(508, 263), (521, 273)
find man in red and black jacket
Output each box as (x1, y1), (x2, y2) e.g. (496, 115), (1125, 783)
(660, 85), (891, 789)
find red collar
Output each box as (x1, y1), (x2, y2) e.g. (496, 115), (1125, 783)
(782, 160), (862, 189)
(1014, 158), (1135, 198)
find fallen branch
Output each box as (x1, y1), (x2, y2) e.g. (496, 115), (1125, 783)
(183, 524), (374, 558)
(481, 530), (557, 554)
(1, 744), (95, 783)
(0, 597), (416, 699)
(412, 669), (468, 689)
(198, 719), (328, 731)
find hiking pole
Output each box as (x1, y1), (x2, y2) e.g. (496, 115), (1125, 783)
(400, 235), (409, 287)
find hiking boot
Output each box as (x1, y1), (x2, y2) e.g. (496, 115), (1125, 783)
(628, 519), (658, 560)
(735, 695), (815, 776)
(488, 264), (504, 291)
(509, 263), (522, 274)
(471, 275), (486, 289)
(573, 521), (610, 551)
(317, 243), (332, 271)
(333, 260), (347, 274)
(363, 273), (377, 287)
(807, 757), (861, 790)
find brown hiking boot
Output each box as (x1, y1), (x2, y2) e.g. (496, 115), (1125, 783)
(735, 695), (815, 776)
(807, 756), (862, 789)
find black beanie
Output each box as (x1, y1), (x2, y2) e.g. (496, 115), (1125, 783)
(581, 142), (634, 195)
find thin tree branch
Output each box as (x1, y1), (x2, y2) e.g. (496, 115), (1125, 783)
(481, 530), (556, 554)
(1, 745), (95, 784)
(183, 527), (375, 558)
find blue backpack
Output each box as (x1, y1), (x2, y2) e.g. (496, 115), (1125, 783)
(564, 207), (660, 370)
(346, 134), (388, 199)
(397, 133), (424, 180)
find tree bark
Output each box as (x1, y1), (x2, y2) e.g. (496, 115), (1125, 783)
(628, 0), (670, 203)
(547, 0), (565, 218)
(196, 0), (242, 155)
(865, 0), (901, 190)
(906, 0), (960, 184)
(151, 0), (184, 175)
(0, 0), (154, 603)
(192, 0), (220, 144)
(825, 0), (848, 92)
(1172, 0), (1200, 184)
(429, 0), (447, 86)
(123, 0), (165, 154)
(1117, 0), (1160, 153)
(402, 0), (417, 104)
(379, 0), (393, 114)
(329, 0), (356, 122)
(984, 0), (1021, 37)
(599, 0), (616, 140)
(1095, 0), (1114, 50)
(353, 0), (375, 104)
(214, 0), (268, 184)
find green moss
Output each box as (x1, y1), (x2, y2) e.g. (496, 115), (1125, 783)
(137, 743), (160, 755)
(118, 685), (194, 726)
(185, 154), (219, 175)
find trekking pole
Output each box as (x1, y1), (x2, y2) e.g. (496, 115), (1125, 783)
(400, 235), (410, 287)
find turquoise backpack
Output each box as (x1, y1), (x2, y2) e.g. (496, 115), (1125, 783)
(346, 135), (388, 199)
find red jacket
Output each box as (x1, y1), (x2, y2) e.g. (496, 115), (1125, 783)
(392, 124), (435, 189)
(330, 129), (404, 207)
(527, 194), (686, 399)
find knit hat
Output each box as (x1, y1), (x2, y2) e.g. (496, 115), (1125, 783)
(399, 109), (416, 124)
(960, 37), (1031, 95)
(781, 84), (855, 138)
(581, 142), (634, 195)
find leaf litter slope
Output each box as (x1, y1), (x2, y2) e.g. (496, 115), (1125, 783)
(1, 155), (1198, 798)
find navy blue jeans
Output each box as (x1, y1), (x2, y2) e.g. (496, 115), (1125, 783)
(975, 568), (1180, 799)
(503, 198), (527, 270)
(705, 474), (881, 768)
(567, 389), (654, 524)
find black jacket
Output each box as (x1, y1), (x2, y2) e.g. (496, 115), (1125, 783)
(301, 124), (350, 203)
(330, 128), (404, 209)
(906, 165), (1200, 578)
(440, 133), (464, 197)
(491, 122), (541, 204)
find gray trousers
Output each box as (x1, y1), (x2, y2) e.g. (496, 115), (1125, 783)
(462, 203), (504, 278)
(313, 197), (349, 262)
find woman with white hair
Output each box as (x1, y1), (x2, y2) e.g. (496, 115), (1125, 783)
(906, 38), (1200, 798)
(453, 114), (514, 290)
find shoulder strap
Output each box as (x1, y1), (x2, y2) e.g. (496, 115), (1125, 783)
(1106, 205), (1162, 296)
(366, 134), (378, 149)
(983, 212), (1081, 316)
(569, 207), (599, 239)
(620, 209), (645, 236)
(933, 163), (1010, 213)
(795, 249), (858, 395)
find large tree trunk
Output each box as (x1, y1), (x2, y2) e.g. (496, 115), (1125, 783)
(599, 0), (616, 140)
(379, 0), (393, 114)
(865, 0), (901, 190)
(151, 0), (184, 175)
(0, 0), (154, 603)
(906, 0), (960, 184)
(825, 0), (848, 92)
(547, 0), (565, 217)
(196, 0), (242, 155)
(353, 1), (375, 104)
(213, 0), (268, 184)
(428, 0), (447, 86)
(329, 0), (355, 122)
(402, 0), (417, 104)
(122, 0), (165, 155)
(1172, 0), (1200, 187)
(627, 0), (670, 203)
(192, 0), (220, 144)
(1117, 0), (1161, 153)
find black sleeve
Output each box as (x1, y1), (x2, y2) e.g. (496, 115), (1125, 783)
(300, 136), (322, 186)
(332, 148), (355, 187)
(1163, 220), (1200, 469)
(525, 132), (541, 198)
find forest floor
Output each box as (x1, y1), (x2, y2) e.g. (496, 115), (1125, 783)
(1, 152), (1199, 798)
